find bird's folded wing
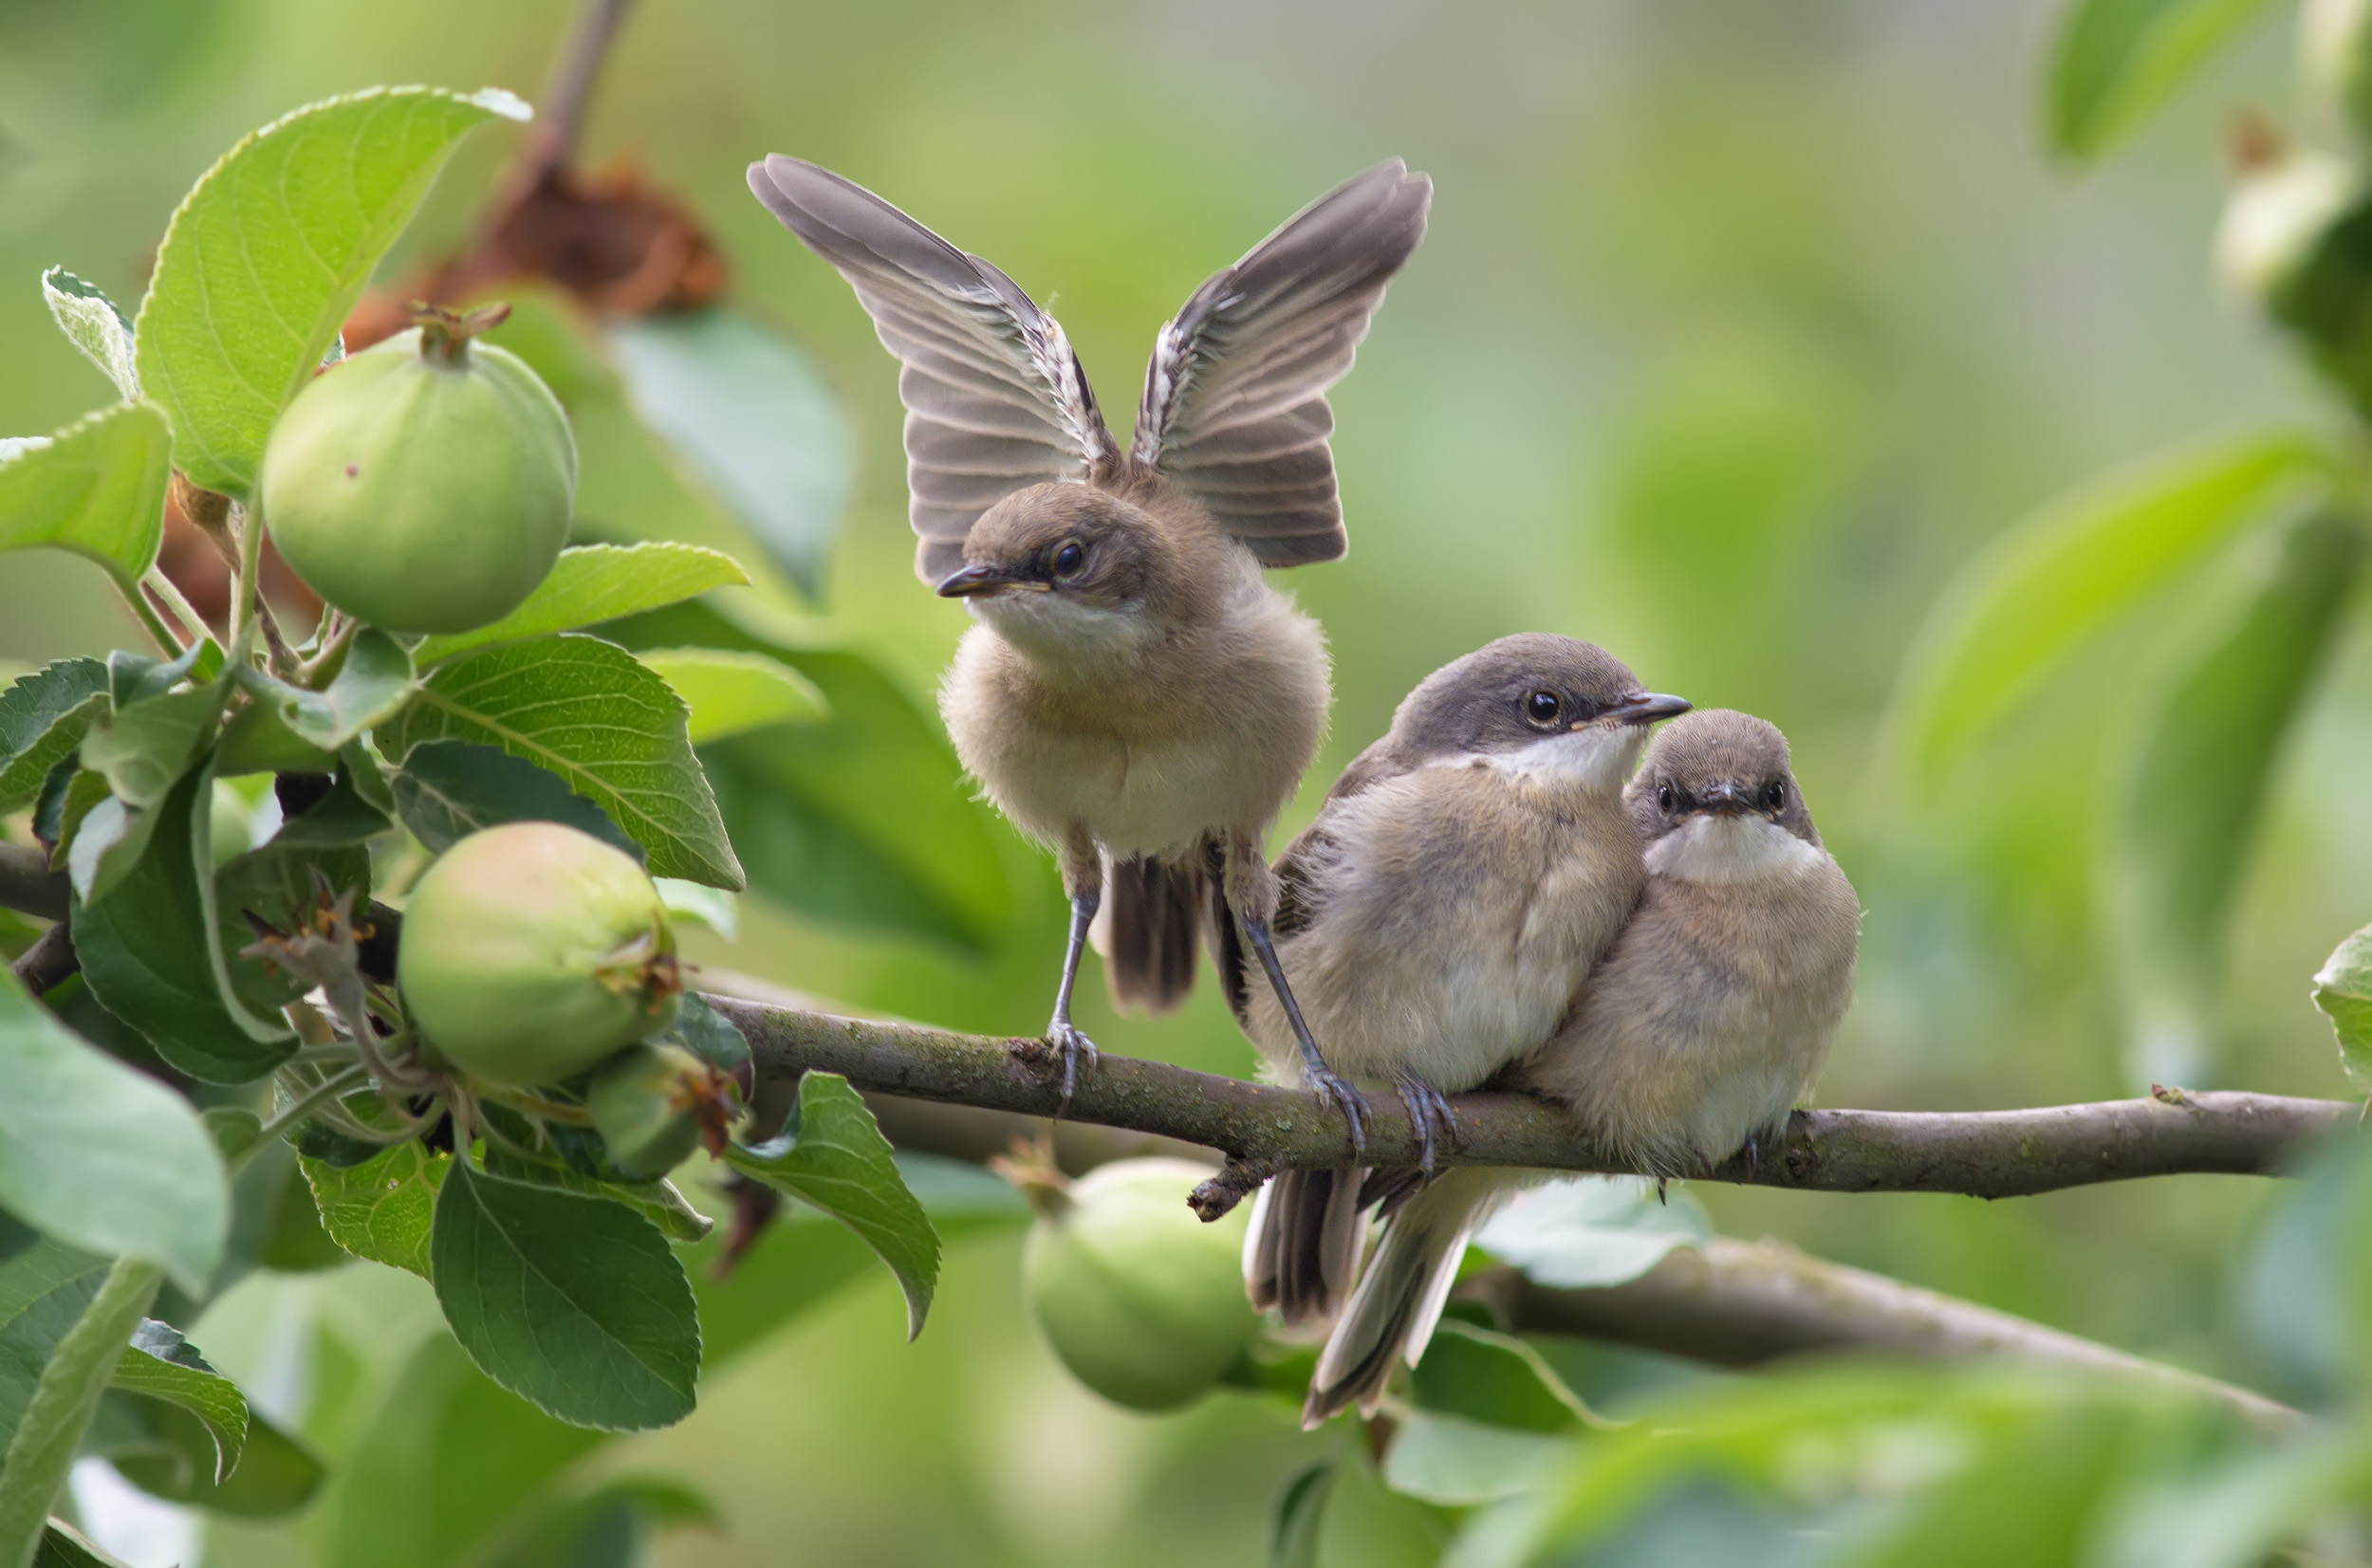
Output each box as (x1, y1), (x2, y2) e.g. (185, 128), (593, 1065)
(747, 155), (1116, 582)
(1131, 160), (1432, 568)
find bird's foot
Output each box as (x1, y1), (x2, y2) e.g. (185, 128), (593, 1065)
(1394, 1075), (1459, 1175)
(1302, 1059), (1371, 1159)
(1038, 1016), (1100, 1115)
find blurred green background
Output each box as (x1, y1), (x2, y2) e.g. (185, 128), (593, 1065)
(3, 0), (2363, 1561)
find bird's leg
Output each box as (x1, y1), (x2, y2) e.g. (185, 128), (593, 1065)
(1392, 1074), (1458, 1176)
(1039, 837), (1102, 1113)
(1226, 836), (1368, 1157)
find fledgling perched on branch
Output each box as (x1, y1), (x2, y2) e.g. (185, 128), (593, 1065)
(1304, 709), (1860, 1427)
(1234, 636), (1687, 1329)
(746, 156), (1430, 1128)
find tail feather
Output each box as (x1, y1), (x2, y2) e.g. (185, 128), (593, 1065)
(1303, 1170), (1509, 1428)
(1243, 1168), (1370, 1324)
(1103, 853), (1206, 1013)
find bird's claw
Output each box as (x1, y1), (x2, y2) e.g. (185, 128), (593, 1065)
(1394, 1075), (1459, 1175)
(1306, 1064), (1371, 1159)
(1043, 1018), (1100, 1115)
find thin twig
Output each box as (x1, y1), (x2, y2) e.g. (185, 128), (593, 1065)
(112, 576), (184, 655)
(140, 568), (212, 646)
(515, 0), (633, 185)
(0, 846), (68, 923)
(9, 922), (77, 996)
(229, 501), (266, 655)
(244, 1063), (373, 1168)
(708, 996), (2358, 1217)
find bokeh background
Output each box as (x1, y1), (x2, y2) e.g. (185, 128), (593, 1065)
(1, 0), (2362, 1562)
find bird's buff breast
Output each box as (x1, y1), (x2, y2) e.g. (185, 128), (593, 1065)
(937, 618), (1326, 856)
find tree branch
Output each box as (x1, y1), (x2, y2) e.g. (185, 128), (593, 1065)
(9, 923), (77, 998)
(1470, 1239), (2298, 1431)
(708, 997), (2355, 1218)
(844, 1081), (2300, 1431)
(514, 0), (632, 186)
(0, 845), (67, 924)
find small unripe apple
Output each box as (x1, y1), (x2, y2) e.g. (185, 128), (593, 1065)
(588, 1042), (737, 1177)
(397, 821), (677, 1087)
(258, 309), (575, 635)
(1020, 1157), (1254, 1411)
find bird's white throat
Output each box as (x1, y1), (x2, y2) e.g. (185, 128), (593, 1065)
(971, 591), (1155, 667)
(1645, 812), (1825, 884)
(1467, 726), (1644, 796)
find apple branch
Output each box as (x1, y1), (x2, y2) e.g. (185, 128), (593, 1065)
(707, 996), (2358, 1220)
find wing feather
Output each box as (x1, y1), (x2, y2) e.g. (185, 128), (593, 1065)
(1134, 161), (1431, 566)
(748, 156), (1115, 582)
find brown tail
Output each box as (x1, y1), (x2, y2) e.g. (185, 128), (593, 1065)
(1244, 1168), (1371, 1327)
(1103, 853), (1206, 1013)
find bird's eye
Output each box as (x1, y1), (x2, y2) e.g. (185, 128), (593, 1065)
(1764, 779), (1788, 810)
(1524, 691), (1562, 727)
(1051, 541), (1085, 578)
(1656, 783), (1676, 814)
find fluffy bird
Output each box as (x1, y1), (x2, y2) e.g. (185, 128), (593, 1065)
(747, 156), (1430, 1119)
(1303, 708), (1859, 1426)
(1234, 636), (1687, 1329)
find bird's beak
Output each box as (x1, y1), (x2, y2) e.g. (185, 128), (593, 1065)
(1697, 780), (1752, 815)
(936, 563), (1047, 599)
(1593, 692), (1692, 728)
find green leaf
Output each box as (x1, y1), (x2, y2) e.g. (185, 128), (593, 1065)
(267, 767), (392, 849)
(654, 877), (737, 938)
(41, 269), (139, 401)
(324, 1330), (607, 1568)
(1886, 429), (2326, 785)
(2316, 927), (2372, 1089)
(412, 543), (750, 667)
(473, 1476), (720, 1568)
(1474, 1175), (1712, 1290)
(377, 635), (741, 889)
(1271, 1461), (1334, 1568)
(2097, 1426), (2372, 1568)
(101, 1395), (324, 1518)
(0, 975), (228, 1292)
(1380, 1411), (1575, 1506)
(604, 308), (852, 600)
(0, 404), (170, 590)
(302, 1140), (447, 1278)
(36, 1522), (135, 1568)
(0, 1256), (163, 1568)
(389, 738), (640, 860)
(132, 84), (530, 499)
(2117, 512), (2364, 1073)
(602, 601), (1010, 948)
(1303, 1446), (1450, 1568)
(2045, 0), (2278, 163)
(639, 647), (825, 745)
(724, 1072), (939, 1340)
(233, 628), (415, 751)
(479, 1146), (713, 1247)
(77, 681), (222, 814)
(1410, 1319), (1595, 1434)
(651, 990), (749, 1076)
(0, 1244), (106, 1454)
(73, 766), (296, 1082)
(109, 1319), (246, 1485)
(0, 659), (109, 816)
(430, 1158), (700, 1431)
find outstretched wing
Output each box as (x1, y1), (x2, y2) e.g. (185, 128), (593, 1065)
(1132, 160), (1431, 568)
(747, 156), (1116, 583)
